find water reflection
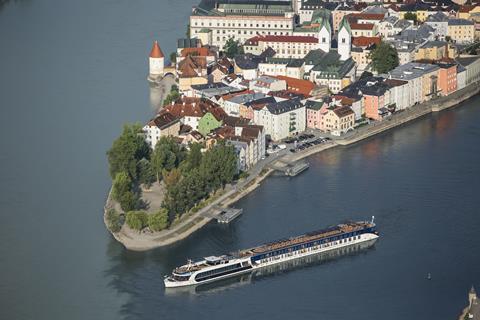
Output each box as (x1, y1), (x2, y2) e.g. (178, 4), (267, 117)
(148, 74), (176, 112)
(165, 239), (377, 296)
(433, 111), (456, 138)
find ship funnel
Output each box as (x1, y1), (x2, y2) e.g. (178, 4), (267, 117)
(371, 216), (375, 224)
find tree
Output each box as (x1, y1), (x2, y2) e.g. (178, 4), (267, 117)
(169, 52), (177, 65)
(223, 37), (244, 59)
(151, 137), (186, 182)
(119, 190), (139, 212)
(148, 208), (169, 231)
(125, 211), (148, 230)
(107, 123), (150, 180)
(180, 142), (203, 172)
(137, 158), (155, 188)
(106, 209), (122, 233)
(369, 42), (399, 74)
(199, 141), (237, 192)
(404, 12), (417, 23)
(163, 85), (180, 105)
(112, 171), (132, 202)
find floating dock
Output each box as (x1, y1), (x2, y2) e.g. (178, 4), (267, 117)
(216, 208), (243, 223)
(269, 160), (309, 177)
(285, 161), (309, 176)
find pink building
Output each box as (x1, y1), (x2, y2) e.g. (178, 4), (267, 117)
(363, 83), (390, 121)
(306, 100), (328, 130)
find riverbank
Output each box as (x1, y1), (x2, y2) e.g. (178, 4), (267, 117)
(104, 81), (480, 251)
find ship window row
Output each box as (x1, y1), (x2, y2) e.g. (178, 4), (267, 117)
(252, 230), (367, 261)
(196, 263), (242, 279)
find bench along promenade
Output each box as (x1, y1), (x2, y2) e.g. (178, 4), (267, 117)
(105, 81), (480, 251)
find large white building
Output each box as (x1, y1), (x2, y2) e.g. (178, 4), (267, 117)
(244, 35), (321, 58)
(189, 0), (294, 48)
(253, 98), (306, 141)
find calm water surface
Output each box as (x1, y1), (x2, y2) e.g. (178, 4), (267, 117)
(1, 1), (479, 319)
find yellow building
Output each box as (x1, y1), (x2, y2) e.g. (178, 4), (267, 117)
(448, 19), (475, 43)
(415, 41), (448, 60)
(458, 5), (480, 19)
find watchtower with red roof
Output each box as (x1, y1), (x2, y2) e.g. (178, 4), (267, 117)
(149, 40), (165, 76)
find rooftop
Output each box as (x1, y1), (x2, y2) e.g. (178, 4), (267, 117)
(150, 41), (164, 58)
(448, 18), (474, 26)
(265, 98), (304, 115)
(388, 62), (440, 80)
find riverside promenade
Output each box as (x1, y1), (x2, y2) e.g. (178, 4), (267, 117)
(105, 81), (480, 251)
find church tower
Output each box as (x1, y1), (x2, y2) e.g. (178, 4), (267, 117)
(338, 18), (352, 61)
(149, 40), (165, 76)
(318, 18), (331, 53)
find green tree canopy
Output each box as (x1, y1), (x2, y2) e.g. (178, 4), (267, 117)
(106, 209), (122, 233)
(223, 37), (244, 59)
(148, 208), (169, 231)
(369, 42), (399, 74)
(404, 12), (417, 23)
(107, 123), (150, 180)
(125, 211), (148, 230)
(181, 142), (203, 172)
(163, 85), (180, 105)
(118, 191), (139, 212)
(199, 141), (237, 192)
(151, 137), (186, 182)
(137, 158), (155, 187)
(112, 171), (132, 201)
(169, 52), (177, 64)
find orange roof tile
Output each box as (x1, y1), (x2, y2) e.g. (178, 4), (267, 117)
(352, 36), (381, 48)
(180, 47), (214, 57)
(274, 75), (315, 96)
(350, 23), (375, 30)
(150, 41), (164, 58)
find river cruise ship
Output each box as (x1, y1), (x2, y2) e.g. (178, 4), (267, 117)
(164, 218), (378, 288)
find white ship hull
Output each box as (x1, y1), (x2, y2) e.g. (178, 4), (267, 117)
(164, 232), (378, 288)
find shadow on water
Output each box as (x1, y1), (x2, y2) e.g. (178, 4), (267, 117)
(0, 0), (30, 11)
(165, 239), (378, 297)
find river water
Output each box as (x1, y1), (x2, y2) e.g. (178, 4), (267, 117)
(1, 1), (479, 319)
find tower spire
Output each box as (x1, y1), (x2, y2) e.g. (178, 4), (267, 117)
(150, 40), (164, 58)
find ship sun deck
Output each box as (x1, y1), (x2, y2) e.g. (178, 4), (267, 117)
(236, 222), (373, 257)
(174, 255), (237, 274)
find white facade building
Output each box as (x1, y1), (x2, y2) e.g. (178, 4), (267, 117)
(190, 12), (294, 48)
(253, 99), (306, 141)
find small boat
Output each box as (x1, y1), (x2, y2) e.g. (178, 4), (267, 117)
(427, 273), (431, 280)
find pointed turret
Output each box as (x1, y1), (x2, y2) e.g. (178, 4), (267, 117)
(338, 17), (352, 61)
(150, 40), (164, 58)
(149, 40), (165, 76)
(318, 17), (331, 53)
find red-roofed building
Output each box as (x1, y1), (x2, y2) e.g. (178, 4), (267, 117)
(352, 36), (381, 48)
(244, 35), (321, 59)
(149, 41), (165, 76)
(143, 111), (181, 148)
(350, 23), (377, 37)
(163, 96), (220, 130)
(274, 75), (315, 96)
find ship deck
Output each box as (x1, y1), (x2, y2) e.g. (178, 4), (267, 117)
(236, 222), (373, 257)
